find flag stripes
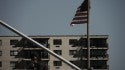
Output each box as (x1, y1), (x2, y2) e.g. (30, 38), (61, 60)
(70, 0), (88, 26)
(75, 11), (87, 16)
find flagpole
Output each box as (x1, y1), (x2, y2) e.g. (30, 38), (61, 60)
(87, 0), (90, 70)
(70, 0), (91, 69)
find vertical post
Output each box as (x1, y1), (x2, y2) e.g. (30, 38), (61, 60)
(87, 0), (90, 70)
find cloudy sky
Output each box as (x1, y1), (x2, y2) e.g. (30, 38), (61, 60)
(0, 0), (125, 70)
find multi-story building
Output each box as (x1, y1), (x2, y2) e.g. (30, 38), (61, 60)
(0, 35), (109, 70)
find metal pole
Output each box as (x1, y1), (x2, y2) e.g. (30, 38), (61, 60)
(0, 20), (81, 70)
(87, 0), (91, 70)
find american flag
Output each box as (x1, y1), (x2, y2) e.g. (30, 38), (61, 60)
(71, 0), (88, 26)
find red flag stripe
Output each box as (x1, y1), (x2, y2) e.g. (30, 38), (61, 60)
(71, 20), (87, 24)
(75, 11), (87, 16)
(73, 16), (87, 20)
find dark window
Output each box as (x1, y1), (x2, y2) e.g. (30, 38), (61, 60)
(70, 61), (78, 65)
(41, 52), (48, 59)
(90, 38), (107, 47)
(70, 60), (87, 69)
(53, 39), (62, 45)
(0, 40), (2, 46)
(70, 61), (84, 68)
(10, 50), (18, 56)
(0, 61), (2, 67)
(53, 61), (62, 66)
(10, 39), (18, 45)
(54, 50), (62, 55)
(69, 39), (77, 45)
(0, 51), (2, 56)
(10, 61), (17, 67)
(69, 50), (77, 55)
(90, 49), (107, 58)
(56, 46), (60, 47)
(91, 60), (107, 69)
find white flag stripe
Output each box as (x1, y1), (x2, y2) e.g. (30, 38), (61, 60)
(71, 19), (87, 22)
(74, 15), (87, 18)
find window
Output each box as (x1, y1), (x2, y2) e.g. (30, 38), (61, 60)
(70, 61), (77, 69)
(10, 61), (17, 67)
(10, 39), (18, 45)
(41, 52), (48, 59)
(69, 50), (77, 55)
(0, 51), (2, 56)
(54, 50), (62, 55)
(69, 39), (77, 45)
(53, 61), (62, 66)
(0, 61), (2, 67)
(0, 40), (2, 46)
(10, 50), (18, 56)
(70, 60), (87, 69)
(53, 39), (62, 45)
(70, 61), (76, 64)
(56, 46), (60, 47)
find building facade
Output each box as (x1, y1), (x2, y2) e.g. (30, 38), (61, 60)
(0, 35), (109, 70)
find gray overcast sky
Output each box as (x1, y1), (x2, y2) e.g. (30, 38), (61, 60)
(0, 0), (125, 70)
